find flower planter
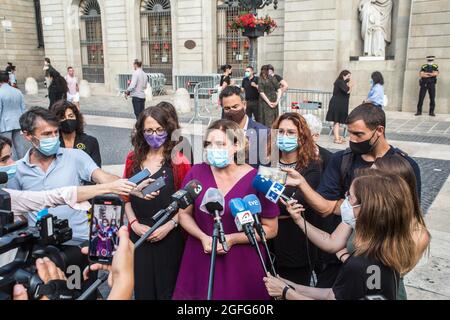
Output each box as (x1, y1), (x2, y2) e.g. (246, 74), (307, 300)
(242, 25), (266, 38)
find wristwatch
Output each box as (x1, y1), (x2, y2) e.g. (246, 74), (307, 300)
(170, 218), (178, 228)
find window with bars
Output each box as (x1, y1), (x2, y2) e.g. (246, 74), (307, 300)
(217, 1), (250, 78)
(140, 0), (173, 84)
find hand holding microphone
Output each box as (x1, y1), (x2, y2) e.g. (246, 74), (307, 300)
(280, 198), (305, 224)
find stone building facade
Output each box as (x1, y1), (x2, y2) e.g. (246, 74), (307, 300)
(2, 0), (449, 113)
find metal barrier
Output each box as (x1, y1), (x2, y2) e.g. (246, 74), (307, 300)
(174, 74), (221, 95)
(116, 73), (166, 96)
(189, 81), (221, 125)
(280, 88), (348, 137)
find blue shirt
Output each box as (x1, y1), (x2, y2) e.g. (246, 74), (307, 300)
(0, 83), (26, 132)
(317, 147), (421, 201)
(367, 83), (384, 107)
(7, 147), (99, 239)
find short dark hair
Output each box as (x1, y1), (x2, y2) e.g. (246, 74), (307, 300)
(0, 136), (12, 154)
(267, 64), (275, 71)
(50, 100), (85, 134)
(45, 58), (51, 64)
(346, 103), (386, 130)
(0, 72), (9, 83)
(221, 64), (232, 72)
(20, 107), (59, 134)
(246, 66), (254, 71)
(371, 71), (384, 85)
(219, 85), (245, 102)
(134, 59), (142, 68)
(67, 66), (73, 71)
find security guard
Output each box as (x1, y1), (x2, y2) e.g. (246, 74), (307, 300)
(415, 56), (439, 117)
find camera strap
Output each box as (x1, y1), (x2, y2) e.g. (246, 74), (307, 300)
(35, 280), (80, 300)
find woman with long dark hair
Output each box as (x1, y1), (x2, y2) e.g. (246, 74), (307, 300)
(50, 100), (101, 167)
(365, 71), (385, 108)
(123, 105), (191, 300)
(258, 65), (281, 128)
(48, 69), (68, 108)
(268, 113), (322, 286)
(326, 70), (353, 144)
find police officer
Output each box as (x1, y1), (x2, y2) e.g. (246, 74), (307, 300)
(415, 56), (439, 117)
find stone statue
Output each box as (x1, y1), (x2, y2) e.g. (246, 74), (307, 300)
(359, 0), (393, 57)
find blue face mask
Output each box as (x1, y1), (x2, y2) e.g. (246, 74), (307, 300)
(277, 135), (299, 153)
(0, 163), (17, 180)
(370, 79), (374, 86)
(36, 136), (60, 156)
(244, 71), (251, 78)
(207, 148), (230, 168)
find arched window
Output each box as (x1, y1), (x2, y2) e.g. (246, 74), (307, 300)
(140, 0), (173, 84)
(79, 0), (104, 83)
(217, 1), (249, 77)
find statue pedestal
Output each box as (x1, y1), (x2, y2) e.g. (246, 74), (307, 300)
(357, 56), (386, 61)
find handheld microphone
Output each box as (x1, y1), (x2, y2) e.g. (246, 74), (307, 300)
(229, 198), (256, 247)
(243, 194), (266, 241)
(252, 175), (291, 204)
(243, 194), (277, 276)
(200, 188), (228, 252)
(135, 180), (203, 249)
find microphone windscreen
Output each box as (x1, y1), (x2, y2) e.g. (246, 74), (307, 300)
(243, 194), (262, 215)
(0, 172), (8, 184)
(229, 198), (247, 218)
(252, 175), (273, 195)
(200, 188), (224, 214)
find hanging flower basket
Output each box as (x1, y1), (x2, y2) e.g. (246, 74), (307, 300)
(228, 13), (277, 38)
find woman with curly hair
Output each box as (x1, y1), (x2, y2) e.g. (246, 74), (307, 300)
(122, 105), (191, 300)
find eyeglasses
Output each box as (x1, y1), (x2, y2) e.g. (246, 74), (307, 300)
(143, 128), (166, 136)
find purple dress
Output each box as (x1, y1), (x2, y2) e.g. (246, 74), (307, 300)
(173, 164), (280, 300)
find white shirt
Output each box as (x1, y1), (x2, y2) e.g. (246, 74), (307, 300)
(3, 187), (91, 216)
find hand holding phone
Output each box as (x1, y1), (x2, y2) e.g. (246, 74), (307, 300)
(142, 176), (166, 196)
(128, 168), (151, 185)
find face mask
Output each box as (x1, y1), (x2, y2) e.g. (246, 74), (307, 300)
(60, 119), (78, 134)
(207, 148), (230, 168)
(0, 163), (17, 180)
(349, 129), (379, 155)
(223, 108), (246, 124)
(36, 136), (60, 156)
(340, 198), (360, 229)
(277, 135), (299, 153)
(244, 72), (251, 78)
(229, 71), (233, 77)
(144, 132), (168, 149)
(370, 79), (374, 86)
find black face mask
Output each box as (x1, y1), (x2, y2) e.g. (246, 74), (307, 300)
(350, 129), (380, 155)
(60, 119), (78, 134)
(223, 108), (246, 124)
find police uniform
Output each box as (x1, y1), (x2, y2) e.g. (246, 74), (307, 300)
(416, 57), (439, 116)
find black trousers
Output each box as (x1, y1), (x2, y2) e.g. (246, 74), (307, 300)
(246, 100), (260, 122)
(417, 82), (436, 114)
(132, 97), (146, 119)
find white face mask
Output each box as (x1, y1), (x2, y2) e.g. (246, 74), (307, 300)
(340, 197), (360, 229)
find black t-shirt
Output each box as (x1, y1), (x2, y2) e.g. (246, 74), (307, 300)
(332, 255), (399, 300)
(220, 75), (231, 87)
(317, 146), (422, 201)
(274, 74), (283, 83)
(60, 133), (102, 168)
(242, 76), (259, 101)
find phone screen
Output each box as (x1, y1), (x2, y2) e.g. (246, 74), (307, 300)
(89, 197), (123, 264)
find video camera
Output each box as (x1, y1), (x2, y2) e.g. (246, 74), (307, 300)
(0, 189), (85, 300)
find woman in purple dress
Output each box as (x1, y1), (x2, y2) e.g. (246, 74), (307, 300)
(173, 120), (280, 300)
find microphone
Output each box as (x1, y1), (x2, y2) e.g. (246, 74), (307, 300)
(135, 180), (203, 249)
(0, 172), (8, 184)
(243, 194), (266, 242)
(252, 175), (291, 204)
(243, 194), (277, 276)
(200, 188), (228, 252)
(229, 198), (256, 247)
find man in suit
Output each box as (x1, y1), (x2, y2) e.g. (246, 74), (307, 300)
(220, 86), (271, 168)
(0, 71), (27, 160)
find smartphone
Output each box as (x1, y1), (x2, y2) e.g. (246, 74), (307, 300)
(128, 168), (151, 185)
(88, 195), (124, 264)
(258, 166), (288, 185)
(142, 176), (166, 196)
